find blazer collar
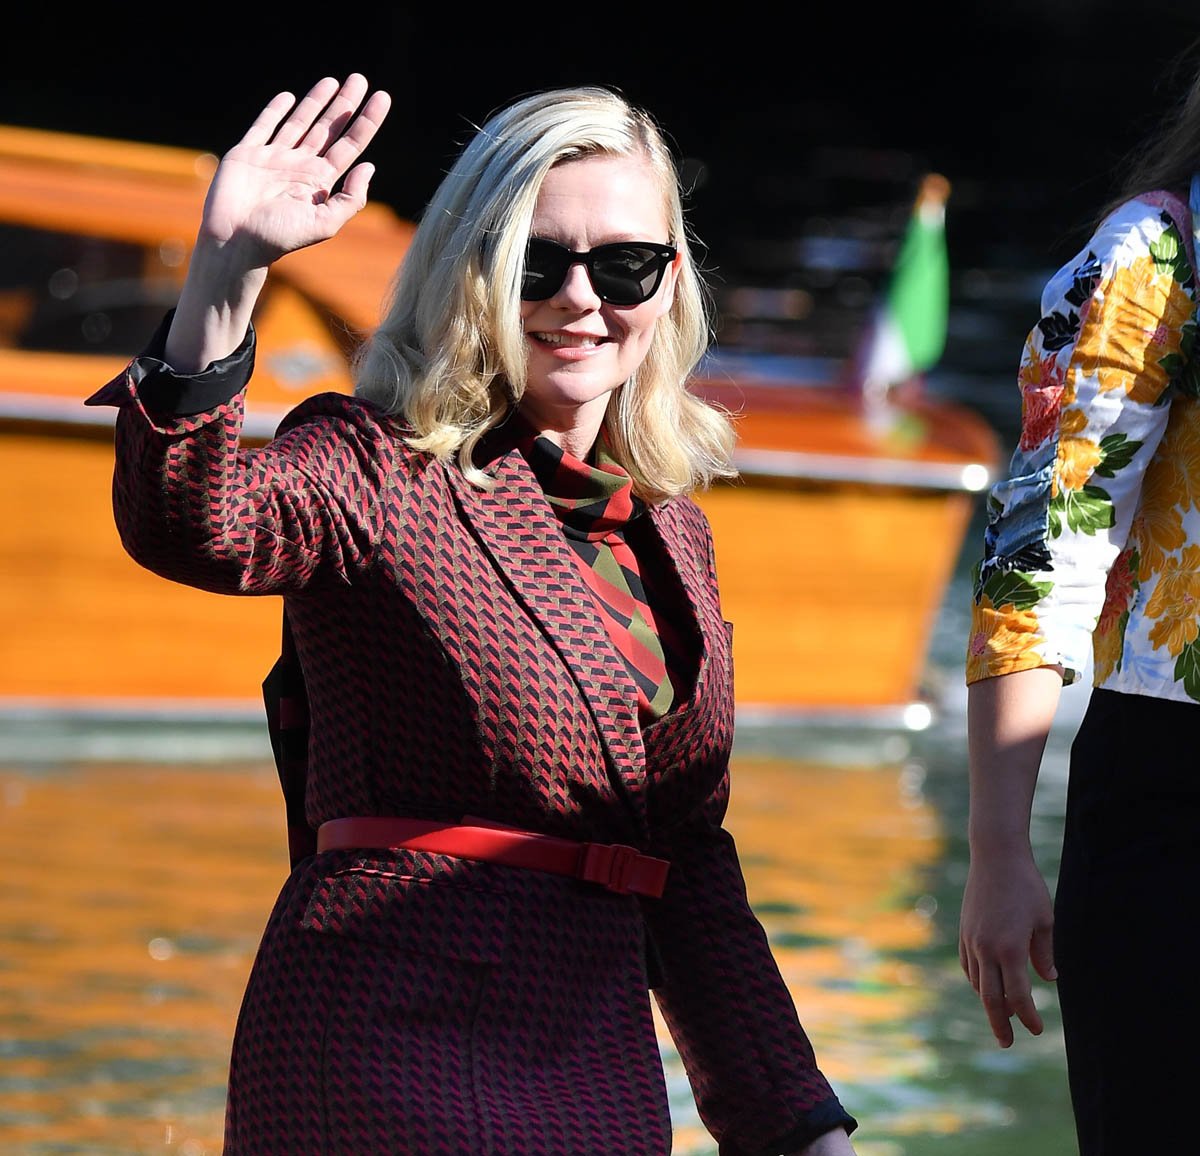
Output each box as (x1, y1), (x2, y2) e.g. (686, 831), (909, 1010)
(446, 448), (651, 830)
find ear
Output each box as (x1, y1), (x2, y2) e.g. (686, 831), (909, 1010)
(656, 248), (683, 317)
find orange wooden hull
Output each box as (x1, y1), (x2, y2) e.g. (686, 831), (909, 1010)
(686, 373), (1000, 716)
(0, 123), (1002, 722)
(0, 403), (996, 720)
(1, 427), (282, 711)
(696, 482), (976, 712)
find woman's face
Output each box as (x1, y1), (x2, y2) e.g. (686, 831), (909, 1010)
(518, 152), (680, 450)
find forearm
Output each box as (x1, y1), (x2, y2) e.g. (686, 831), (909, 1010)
(785, 1127), (857, 1155)
(965, 666), (1064, 854)
(165, 235), (268, 372)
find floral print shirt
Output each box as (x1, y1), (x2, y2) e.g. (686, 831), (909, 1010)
(967, 176), (1200, 704)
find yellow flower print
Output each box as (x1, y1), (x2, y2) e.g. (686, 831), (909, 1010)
(1145, 543), (1200, 655)
(967, 595), (1046, 682)
(1133, 457), (1188, 581)
(1055, 434), (1102, 493)
(1048, 410), (1096, 498)
(1060, 409), (1088, 437)
(1154, 398), (1200, 511)
(1071, 256), (1191, 404)
(1018, 338), (1059, 391)
(1093, 624), (1123, 682)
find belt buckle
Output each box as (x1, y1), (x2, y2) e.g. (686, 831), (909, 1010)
(580, 842), (640, 895)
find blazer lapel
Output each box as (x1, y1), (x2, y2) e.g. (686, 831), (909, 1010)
(647, 500), (729, 714)
(446, 452), (650, 835)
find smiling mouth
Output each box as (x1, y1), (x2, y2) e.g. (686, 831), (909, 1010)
(532, 332), (605, 348)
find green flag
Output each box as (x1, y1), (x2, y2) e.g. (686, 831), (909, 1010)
(852, 173), (951, 398)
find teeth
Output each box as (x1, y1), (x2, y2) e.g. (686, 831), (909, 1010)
(536, 332), (600, 348)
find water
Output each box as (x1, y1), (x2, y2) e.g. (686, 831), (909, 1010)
(0, 726), (1081, 1156)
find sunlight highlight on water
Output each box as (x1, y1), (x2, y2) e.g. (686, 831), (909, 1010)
(0, 693), (1082, 1155)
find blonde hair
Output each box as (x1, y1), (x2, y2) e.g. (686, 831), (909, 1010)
(352, 85), (736, 501)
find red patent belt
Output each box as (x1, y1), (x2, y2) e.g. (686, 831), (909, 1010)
(316, 816), (670, 898)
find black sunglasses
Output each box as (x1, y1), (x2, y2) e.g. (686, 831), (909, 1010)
(521, 238), (678, 306)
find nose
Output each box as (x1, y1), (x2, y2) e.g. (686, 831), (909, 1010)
(550, 260), (602, 309)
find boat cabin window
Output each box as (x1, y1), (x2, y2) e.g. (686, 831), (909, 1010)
(0, 223), (182, 356)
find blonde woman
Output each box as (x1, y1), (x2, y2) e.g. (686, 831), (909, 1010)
(88, 75), (858, 1156)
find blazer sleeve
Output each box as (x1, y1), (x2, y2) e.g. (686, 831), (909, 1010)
(645, 798), (857, 1155)
(85, 314), (396, 596)
(641, 499), (856, 1154)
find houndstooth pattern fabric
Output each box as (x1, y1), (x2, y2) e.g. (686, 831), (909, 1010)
(97, 364), (855, 1154)
(226, 847), (671, 1155)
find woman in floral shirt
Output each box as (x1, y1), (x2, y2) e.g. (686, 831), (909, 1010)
(958, 57), (1200, 1156)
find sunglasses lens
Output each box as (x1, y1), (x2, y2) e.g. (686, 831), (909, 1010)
(591, 245), (671, 305)
(521, 239), (569, 301)
(520, 240), (676, 305)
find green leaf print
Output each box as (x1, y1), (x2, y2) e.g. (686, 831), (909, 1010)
(1150, 228), (1190, 281)
(982, 569), (1053, 611)
(1173, 319), (1200, 399)
(1160, 351), (1188, 385)
(1093, 433), (1141, 478)
(1175, 640), (1200, 703)
(1049, 484), (1114, 538)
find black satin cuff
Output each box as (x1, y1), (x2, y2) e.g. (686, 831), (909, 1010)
(83, 308), (257, 416)
(760, 1100), (858, 1154)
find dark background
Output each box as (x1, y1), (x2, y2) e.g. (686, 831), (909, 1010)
(7, 4), (1200, 403)
(9, 6), (1199, 254)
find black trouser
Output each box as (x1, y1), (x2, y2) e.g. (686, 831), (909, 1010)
(1054, 688), (1200, 1155)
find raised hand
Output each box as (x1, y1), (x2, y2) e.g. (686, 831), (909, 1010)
(198, 73), (392, 267)
(166, 74), (391, 372)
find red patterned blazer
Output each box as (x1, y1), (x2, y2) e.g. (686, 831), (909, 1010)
(86, 320), (855, 1153)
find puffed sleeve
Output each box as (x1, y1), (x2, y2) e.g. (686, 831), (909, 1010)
(966, 197), (1197, 686)
(84, 312), (397, 596)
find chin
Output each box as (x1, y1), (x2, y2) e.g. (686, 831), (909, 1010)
(527, 375), (621, 408)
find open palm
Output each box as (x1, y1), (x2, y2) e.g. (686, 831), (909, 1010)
(198, 74), (392, 267)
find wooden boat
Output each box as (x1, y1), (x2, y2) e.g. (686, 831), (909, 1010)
(689, 359), (997, 724)
(0, 124), (1001, 727)
(0, 123), (415, 720)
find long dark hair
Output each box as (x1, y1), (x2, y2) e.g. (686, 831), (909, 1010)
(1093, 35), (1200, 228)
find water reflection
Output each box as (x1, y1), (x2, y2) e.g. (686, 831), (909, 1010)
(0, 709), (1081, 1156)
(0, 759), (283, 1155)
